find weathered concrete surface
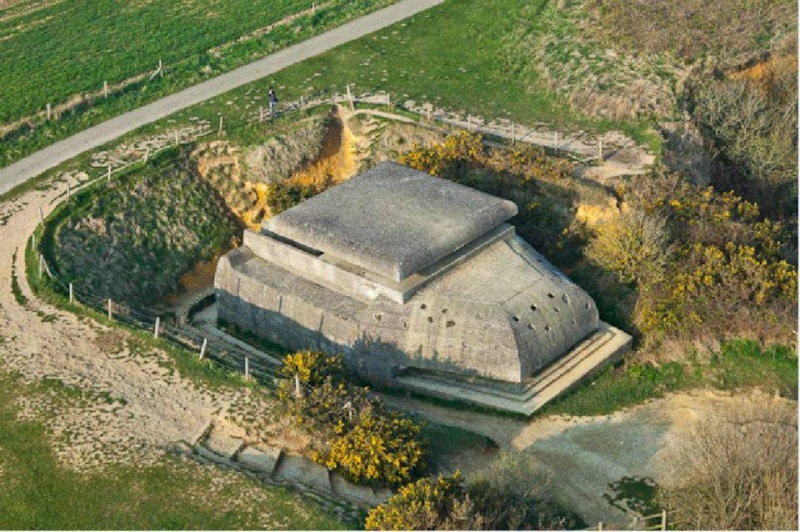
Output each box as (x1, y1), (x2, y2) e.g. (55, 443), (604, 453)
(264, 162), (518, 281)
(216, 234), (600, 384)
(205, 431), (246, 459)
(330, 473), (389, 507)
(237, 445), (283, 476)
(274, 455), (333, 494)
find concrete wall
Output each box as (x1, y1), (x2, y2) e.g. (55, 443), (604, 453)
(215, 235), (600, 385)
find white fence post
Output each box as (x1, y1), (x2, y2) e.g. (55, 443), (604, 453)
(199, 338), (207, 359)
(346, 83), (354, 110)
(38, 254), (44, 278)
(295, 373), (301, 398)
(107, 164), (112, 182)
(107, 299), (113, 320)
(154, 317), (160, 339)
(218, 116), (224, 136)
(598, 139), (603, 161)
(104, 81), (109, 99)
(47, 103), (52, 120)
(245, 357), (250, 381)
(69, 282), (74, 304)
(31, 234), (36, 252)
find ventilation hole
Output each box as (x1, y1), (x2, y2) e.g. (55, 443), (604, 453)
(512, 315), (520, 322)
(420, 303), (427, 310)
(442, 308), (448, 314)
(374, 314), (382, 321)
(530, 304), (538, 311)
(545, 325), (551, 332)
(548, 293), (555, 299)
(553, 307), (560, 313)
(562, 294), (570, 304)
(528, 323), (535, 330)
(446, 320), (455, 328)
(427, 316), (434, 323)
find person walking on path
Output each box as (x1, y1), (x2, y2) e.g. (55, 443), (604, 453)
(268, 87), (278, 118)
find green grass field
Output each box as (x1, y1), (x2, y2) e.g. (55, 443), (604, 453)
(0, 0), (395, 168)
(0, 369), (350, 529)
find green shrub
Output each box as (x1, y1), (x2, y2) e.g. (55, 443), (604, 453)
(276, 350), (427, 487)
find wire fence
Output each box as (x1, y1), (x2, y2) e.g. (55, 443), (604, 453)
(33, 242), (282, 388)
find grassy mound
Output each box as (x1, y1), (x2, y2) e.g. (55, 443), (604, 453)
(52, 149), (240, 307)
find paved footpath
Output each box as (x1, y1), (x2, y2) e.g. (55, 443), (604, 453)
(0, 0), (445, 196)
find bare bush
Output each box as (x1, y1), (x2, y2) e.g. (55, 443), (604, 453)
(585, 207), (671, 286)
(658, 398), (798, 530)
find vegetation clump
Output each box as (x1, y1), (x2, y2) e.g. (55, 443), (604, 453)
(53, 151), (240, 307)
(657, 398), (798, 530)
(276, 351), (426, 487)
(365, 453), (576, 530)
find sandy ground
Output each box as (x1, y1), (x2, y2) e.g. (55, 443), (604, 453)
(381, 387), (792, 527)
(0, 179), (282, 473)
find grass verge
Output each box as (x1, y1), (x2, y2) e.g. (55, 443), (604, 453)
(539, 339), (797, 417)
(0, 370), (350, 529)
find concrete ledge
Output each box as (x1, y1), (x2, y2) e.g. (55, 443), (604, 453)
(330, 473), (387, 507)
(273, 455), (333, 494)
(237, 445), (283, 476)
(243, 223), (514, 304)
(394, 322), (632, 416)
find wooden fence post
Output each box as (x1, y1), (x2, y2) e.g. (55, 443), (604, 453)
(259, 106), (264, 122)
(66, 182), (71, 201)
(38, 254), (43, 278)
(598, 139), (603, 161)
(174, 130), (179, 146)
(511, 122), (516, 145)
(300, 95), (305, 109)
(69, 282), (74, 304)
(31, 234), (36, 252)
(218, 116), (224, 136)
(598, 522), (603, 531)
(199, 338), (207, 359)
(346, 83), (354, 111)
(154, 317), (160, 339)
(104, 81), (109, 99)
(107, 164), (112, 183)
(294, 373), (302, 398)
(245, 357), (250, 381)
(312, 2), (316, 16)
(158, 58), (163, 78)
(107, 299), (113, 320)
(661, 510), (666, 531)
(47, 103), (52, 120)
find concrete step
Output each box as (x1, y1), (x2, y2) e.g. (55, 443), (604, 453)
(394, 322), (631, 415)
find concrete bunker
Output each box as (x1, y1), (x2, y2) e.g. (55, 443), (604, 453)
(215, 162), (631, 414)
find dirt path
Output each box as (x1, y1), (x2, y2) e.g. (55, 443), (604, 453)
(0, 180), (281, 471)
(0, 0), (447, 196)
(381, 388), (791, 527)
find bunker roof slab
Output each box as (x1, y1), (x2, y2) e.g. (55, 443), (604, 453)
(263, 162), (518, 281)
